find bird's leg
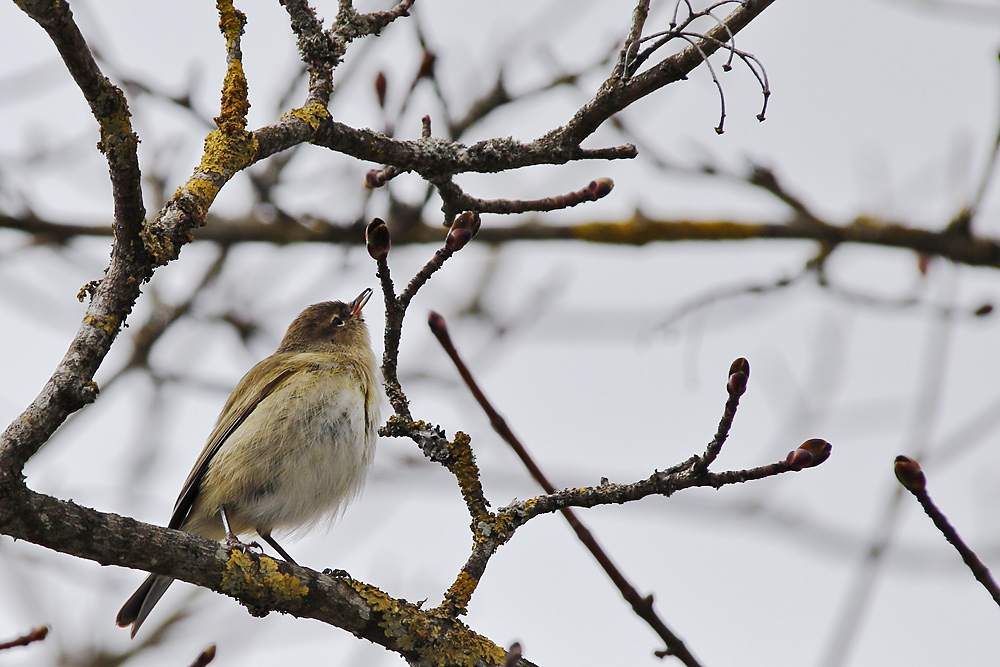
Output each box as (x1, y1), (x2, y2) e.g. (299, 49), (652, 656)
(259, 532), (298, 565)
(218, 506), (261, 552)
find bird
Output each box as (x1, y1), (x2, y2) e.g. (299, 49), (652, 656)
(116, 288), (380, 637)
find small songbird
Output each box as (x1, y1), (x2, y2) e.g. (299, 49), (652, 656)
(116, 288), (380, 637)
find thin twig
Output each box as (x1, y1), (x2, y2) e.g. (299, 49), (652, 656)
(0, 626), (48, 651)
(894, 456), (1000, 606)
(428, 312), (704, 667)
(696, 358), (750, 472)
(966, 52), (1000, 225)
(437, 178), (614, 218)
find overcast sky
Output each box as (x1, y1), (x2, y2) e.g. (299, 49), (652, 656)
(2, 1), (1000, 666)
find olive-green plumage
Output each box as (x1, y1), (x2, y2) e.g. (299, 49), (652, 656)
(117, 289), (380, 637)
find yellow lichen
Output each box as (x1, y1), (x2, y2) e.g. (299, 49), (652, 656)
(83, 314), (120, 336)
(350, 579), (505, 666)
(97, 108), (137, 153)
(217, 0), (244, 46)
(220, 550), (308, 615)
(441, 569), (479, 617)
(217, 60), (252, 131)
(446, 432), (490, 525)
(284, 103), (331, 130)
(198, 128), (257, 179)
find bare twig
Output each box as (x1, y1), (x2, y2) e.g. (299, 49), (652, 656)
(428, 311), (704, 664)
(696, 358), (750, 472)
(894, 456), (1000, 606)
(0, 626), (48, 651)
(820, 272), (957, 667)
(965, 51), (1000, 224)
(437, 178), (614, 218)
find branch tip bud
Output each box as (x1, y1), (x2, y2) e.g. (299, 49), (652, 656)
(364, 169), (387, 190)
(375, 71), (387, 109)
(427, 310), (447, 335)
(786, 438), (832, 469)
(445, 228), (472, 251)
(894, 455), (926, 492)
(587, 178), (614, 200)
(784, 449), (812, 470)
(503, 642), (522, 667)
(445, 211), (481, 250)
(192, 644), (217, 667)
(727, 371), (748, 397)
(365, 218), (391, 260)
(729, 357), (750, 378)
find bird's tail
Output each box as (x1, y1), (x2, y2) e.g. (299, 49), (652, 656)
(116, 573), (175, 638)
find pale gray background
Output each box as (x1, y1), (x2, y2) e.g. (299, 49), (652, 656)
(1, 1), (999, 666)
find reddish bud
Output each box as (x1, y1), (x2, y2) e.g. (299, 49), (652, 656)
(586, 178), (614, 200)
(974, 303), (993, 317)
(446, 211), (481, 250)
(727, 372), (748, 397)
(894, 455), (926, 492)
(428, 310), (448, 336)
(786, 438), (832, 469)
(416, 50), (436, 81)
(191, 645), (217, 667)
(445, 228), (473, 251)
(375, 71), (388, 109)
(729, 357), (750, 379)
(364, 169), (387, 189)
(917, 253), (932, 276)
(365, 218), (391, 260)
(504, 642), (522, 667)
(785, 448), (813, 470)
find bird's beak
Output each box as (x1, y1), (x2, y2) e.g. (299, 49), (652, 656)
(351, 287), (373, 317)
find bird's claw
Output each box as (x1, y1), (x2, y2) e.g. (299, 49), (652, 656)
(224, 534), (263, 554)
(322, 567), (351, 579)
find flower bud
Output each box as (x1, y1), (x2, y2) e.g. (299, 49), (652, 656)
(894, 455), (926, 492)
(365, 218), (391, 260)
(364, 169), (387, 189)
(727, 372), (748, 397)
(784, 448), (813, 470)
(504, 642), (522, 667)
(729, 357), (750, 379)
(427, 310), (447, 336)
(416, 50), (436, 81)
(446, 211), (481, 251)
(192, 645), (217, 667)
(445, 228), (472, 251)
(786, 438), (832, 469)
(375, 71), (387, 109)
(587, 178), (614, 200)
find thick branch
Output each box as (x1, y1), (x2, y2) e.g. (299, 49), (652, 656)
(12, 213), (1000, 270)
(2, 0), (147, 473)
(0, 481), (513, 667)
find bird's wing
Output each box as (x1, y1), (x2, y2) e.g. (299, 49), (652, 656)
(167, 358), (298, 530)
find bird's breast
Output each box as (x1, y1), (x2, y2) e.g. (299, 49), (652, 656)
(196, 364), (377, 537)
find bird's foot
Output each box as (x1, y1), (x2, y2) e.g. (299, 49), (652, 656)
(224, 533), (262, 554)
(322, 567), (351, 579)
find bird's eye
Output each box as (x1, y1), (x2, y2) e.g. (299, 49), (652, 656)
(331, 316), (344, 327)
